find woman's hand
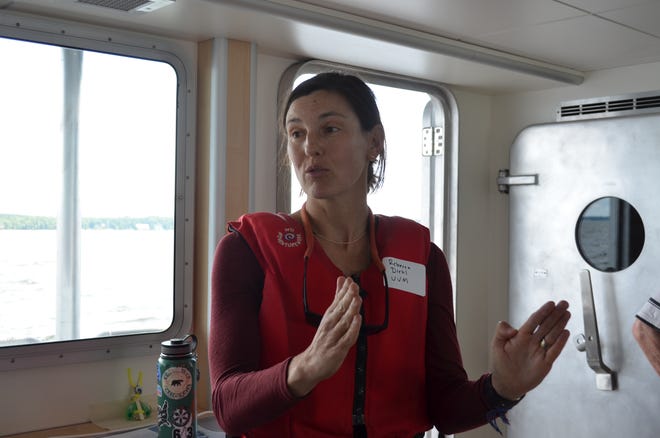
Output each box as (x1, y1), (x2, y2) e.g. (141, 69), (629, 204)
(287, 276), (362, 397)
(490, 300), (571, 400)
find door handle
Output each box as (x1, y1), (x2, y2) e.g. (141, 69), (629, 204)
(496, 169), (538, 193)
(575, 269), (617, 390)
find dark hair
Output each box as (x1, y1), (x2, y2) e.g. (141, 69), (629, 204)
(280, 72), (386, 192)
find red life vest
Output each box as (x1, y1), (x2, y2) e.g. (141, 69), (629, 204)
(229, 212), (432, 437)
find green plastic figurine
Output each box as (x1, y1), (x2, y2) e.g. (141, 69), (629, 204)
(127, 368), (152, 420)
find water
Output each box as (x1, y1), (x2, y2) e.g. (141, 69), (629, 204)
(0, 229), (174, 345)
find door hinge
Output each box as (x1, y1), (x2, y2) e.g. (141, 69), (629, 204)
(497, 169), (538, 193)
(422, 126), (444, 156)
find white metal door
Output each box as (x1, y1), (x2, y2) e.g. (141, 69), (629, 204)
(506, 112), (660, 437)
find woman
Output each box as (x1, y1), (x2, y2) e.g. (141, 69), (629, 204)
(209, 72), (571, 437)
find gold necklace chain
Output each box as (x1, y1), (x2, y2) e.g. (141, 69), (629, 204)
(313, 230), (367, 245)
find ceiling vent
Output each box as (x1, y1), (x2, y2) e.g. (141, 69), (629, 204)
(76, 0), (174, 13)
(557, 91), (660, 121)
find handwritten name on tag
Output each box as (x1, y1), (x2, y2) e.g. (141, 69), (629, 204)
(382, 257), (426, 296)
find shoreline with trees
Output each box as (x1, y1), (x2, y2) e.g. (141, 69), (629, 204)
(0, 214), (173, 230)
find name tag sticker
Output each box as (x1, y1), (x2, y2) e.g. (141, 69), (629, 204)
(382, 257), (426, 296)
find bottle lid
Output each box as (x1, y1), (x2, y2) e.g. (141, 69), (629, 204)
(161, 333), (198, 356)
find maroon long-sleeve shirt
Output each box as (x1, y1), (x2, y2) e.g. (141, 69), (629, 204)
(209, 231), (513, 436)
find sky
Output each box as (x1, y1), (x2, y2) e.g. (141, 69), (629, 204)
(1, 37), (434, 223)
(0, 37), (177, 218)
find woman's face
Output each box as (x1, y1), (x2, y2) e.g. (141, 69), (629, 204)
(285, 90), (382, 202)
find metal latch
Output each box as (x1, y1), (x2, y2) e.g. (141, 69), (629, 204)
(575, 269), (617, 390)
(496, 169), (538, 193)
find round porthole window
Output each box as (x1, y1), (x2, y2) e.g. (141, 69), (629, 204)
(575, 197), (645, 272)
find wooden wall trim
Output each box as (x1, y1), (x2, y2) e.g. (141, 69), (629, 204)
(193, 38), (253, 414)
(226, 39), (252, 222)
(194, 38), (214, 413)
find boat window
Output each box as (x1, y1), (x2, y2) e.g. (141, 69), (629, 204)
(575, 196), (645, 272)
(0, 29), (193, 368)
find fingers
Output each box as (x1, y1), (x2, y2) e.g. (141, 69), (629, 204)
(518, 301), (559, 334)
(519, 300), (571, 345)
(492, 320), (518, 349)
(543, 329), (570, 362)
(332, 277), (361, 318)
(318, 277), (362, 343)
(541, 310), (571, 347)
(489, 300), (572, 399)
(292, 277), (363, 393)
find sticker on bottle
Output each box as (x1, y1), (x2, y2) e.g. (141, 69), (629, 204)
(162, 367), (193, 400)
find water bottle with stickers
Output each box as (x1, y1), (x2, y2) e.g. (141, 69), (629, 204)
(157, 334), (198, 438)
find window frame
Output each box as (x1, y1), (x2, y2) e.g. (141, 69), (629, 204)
(276, 60), (458, 275)
(0, 13), (196, 371)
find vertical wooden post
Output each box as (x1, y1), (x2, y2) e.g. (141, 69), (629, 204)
(193, 38), (253, 415)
